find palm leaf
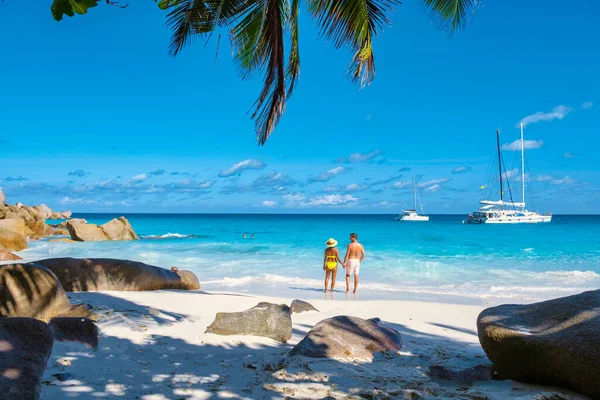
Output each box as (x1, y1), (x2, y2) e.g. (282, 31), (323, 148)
(286, 0), (300, 95)
(231, 0), (286, 144)
(422, 0), (482, 35)
(307, 0), (399, 88)
(165, 0), (256, 56)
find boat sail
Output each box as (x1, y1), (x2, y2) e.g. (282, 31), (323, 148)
(396, 176), (430, 222)
(464, 124), (552, 224)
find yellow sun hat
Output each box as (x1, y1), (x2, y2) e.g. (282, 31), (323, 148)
(326, 238), (338, 247)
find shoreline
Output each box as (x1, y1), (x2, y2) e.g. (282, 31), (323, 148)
(40, 290), (587, 399)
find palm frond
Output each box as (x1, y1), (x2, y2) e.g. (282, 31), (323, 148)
(307, 0), (399, 88)
(231, 0), (286, 144)
(286, 0), (300, 96)
(422, 0), (482, 35)
(165, 0), (255, 56)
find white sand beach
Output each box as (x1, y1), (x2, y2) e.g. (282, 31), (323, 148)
(41, 290), (587, 399)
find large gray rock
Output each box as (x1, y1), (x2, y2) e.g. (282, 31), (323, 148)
(0, 263), (93, 321)
(0, 218), (27, 251)
(48, 317), (99, 349)
(290, 316), (402, 358)
(290, 299), (319, 314)
(477, 289), (600, 399)
(206, 302), (292, 343)
(66, 220), (108, 241)
(0, 317), (54, 400)
(100, 217), (139, 240)
(35, 258), (200, 292)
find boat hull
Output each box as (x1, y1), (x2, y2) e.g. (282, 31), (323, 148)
(398, 215), (430, 222)
(464, 215), (552, 224)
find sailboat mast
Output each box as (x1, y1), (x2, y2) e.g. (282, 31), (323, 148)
(413, 176), (417, 211)
(496, 130), (503, 205)
(520, 122), (525, 209)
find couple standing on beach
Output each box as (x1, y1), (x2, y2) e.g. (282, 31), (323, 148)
(323, 233), (365, 294)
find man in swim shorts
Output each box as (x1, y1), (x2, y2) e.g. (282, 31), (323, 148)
(343, 233), (365, 293)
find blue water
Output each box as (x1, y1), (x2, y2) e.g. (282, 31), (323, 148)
(18, 214), (600, 304)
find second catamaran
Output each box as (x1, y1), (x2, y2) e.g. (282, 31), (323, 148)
(397, 176), (430, 222)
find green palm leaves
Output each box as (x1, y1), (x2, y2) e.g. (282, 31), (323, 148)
(51, 0), (482, 144)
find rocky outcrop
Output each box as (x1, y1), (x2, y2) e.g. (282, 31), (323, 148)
(477, 290), (600, 399)
(33, 204), (52, 220)
(0, 199), (73, 248)
(0, 218), (27, 251)
(35, 258), (200, 292)
(0, 188), (6, 204)
(0, 263), (93, 321)
(28, 220), (53, 237)
(48, 317), (99, 349)
(49, 238), (75, 243)
(0, 246), (23, 261)
(66, 217), (138, 242)
(290, 316), (402, 358)
(0, 318), (54, 400)
(66, 220), (108, 241)
(100, 217), (139, 240)
(206, 302), (292, 343)
(290, 299), (319, 314)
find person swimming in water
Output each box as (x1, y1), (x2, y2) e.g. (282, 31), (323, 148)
(323, 238), (344, 293)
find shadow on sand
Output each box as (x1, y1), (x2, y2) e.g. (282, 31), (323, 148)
(39, 292), (586, 400)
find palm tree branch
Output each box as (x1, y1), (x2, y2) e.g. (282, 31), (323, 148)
(306, 0), (399, 87)
(165, 0), (257, 56)
(234, 0), (286, 145)
(286, 0), (300, 96)
(421, 0), (482, 35)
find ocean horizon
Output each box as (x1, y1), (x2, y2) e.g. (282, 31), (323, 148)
(16, 213), (600, 306)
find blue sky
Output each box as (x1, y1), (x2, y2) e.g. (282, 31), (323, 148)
(0, 0), (598, 213)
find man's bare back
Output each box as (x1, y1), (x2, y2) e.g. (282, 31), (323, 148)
(346, 242), (365, 260)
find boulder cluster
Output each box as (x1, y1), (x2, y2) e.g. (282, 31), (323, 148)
(0, 257), (201, 399)
(0, 189), (139, 260)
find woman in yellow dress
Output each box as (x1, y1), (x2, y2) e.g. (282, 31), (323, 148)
(323, 238), (344, 293)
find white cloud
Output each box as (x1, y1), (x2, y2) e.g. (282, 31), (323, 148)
(219, 159), (265, 177)
(335, 150), (383, 164)
(262, 200), (277, 207)
(60, 196), (96, 205)
(563, 152), (577, 159)
(305, 194), (358, 207)
(425, 184), (441, 193)
(282, 193), (306, 205)
(502, 168), (519, 180)
(391, 180), (411, 189)
(502, 139), (544, 151)
(551, 176), (575, 185)
(131, 173), (148, 182)
(451, 166), (472, 174)
(533, 174), (554, 182)
(517, 105), (573, 128)
(417, 178), (450, 188)
(581, 102), (594, 109)
(198, 180), (215, 188)
(308, 166), (349, 183)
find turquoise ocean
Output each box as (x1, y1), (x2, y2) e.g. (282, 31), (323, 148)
(18, 214), (600, 305)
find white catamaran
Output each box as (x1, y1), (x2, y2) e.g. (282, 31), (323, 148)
(396, 176), (430, 222)
(464, 124), (552, 224)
